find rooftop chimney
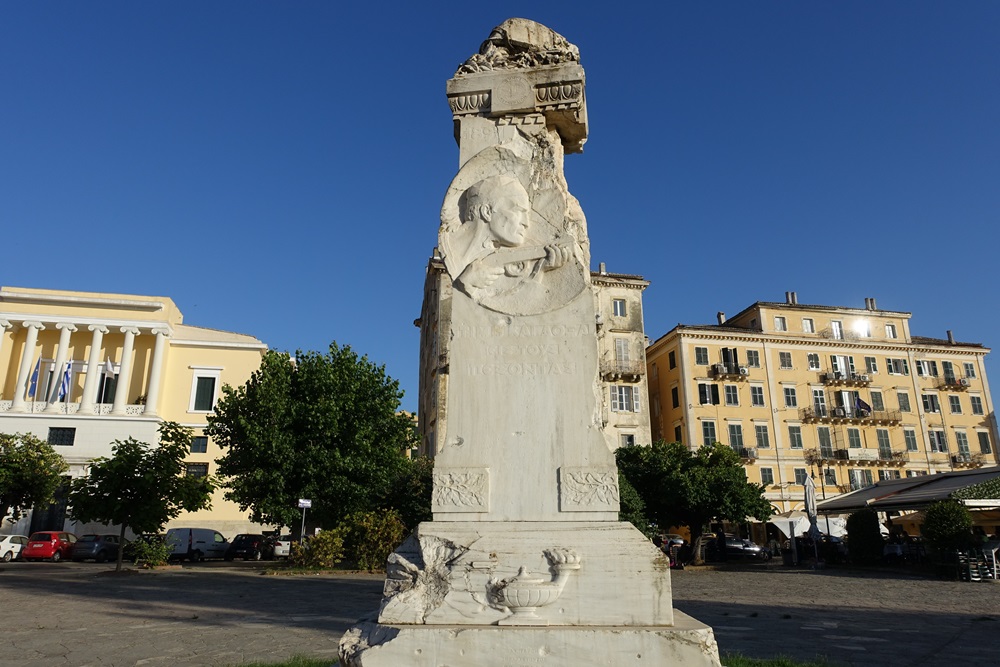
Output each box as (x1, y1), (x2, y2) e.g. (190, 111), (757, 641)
(599, 262), (607, 275)
(717, 311), (726, 325)
(785, 291), (793, 304)
(865, 297), (877, 311)
(947, 330), (956, 344)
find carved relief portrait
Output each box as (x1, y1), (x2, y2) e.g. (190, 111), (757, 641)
(439, 137), (587, 315)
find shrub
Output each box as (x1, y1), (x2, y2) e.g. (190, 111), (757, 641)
(131, 535), (172, 567)
(846, 508), (883, 565)
(341, 509), (406, 572)
(290, 529), (345, 569)
(922, 499), (973, 555)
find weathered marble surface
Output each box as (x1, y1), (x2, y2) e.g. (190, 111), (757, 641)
(341, 611), (720, 667)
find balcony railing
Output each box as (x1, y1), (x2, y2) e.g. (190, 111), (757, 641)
(820, 371), (872, 387)
(0, 400), (146, 416)
(952, 452), (985, 467)
(734, 446), (758, 460)
(940, 376), (971, 390)
(800, 406), (902, 425)
(712, 362), (750, 379)
(599, 359), (645, 382)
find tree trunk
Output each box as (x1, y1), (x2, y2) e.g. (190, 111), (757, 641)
(116, 523), (127, 572)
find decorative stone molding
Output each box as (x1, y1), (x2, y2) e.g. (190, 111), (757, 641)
(448, 90), (491, 116)
(431, 468), (490, 512)
(558, 466), (620, 511)
(494, 548), (581, 626)
(535, 81), (583, 108)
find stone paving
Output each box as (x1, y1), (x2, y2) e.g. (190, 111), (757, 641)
(0, 559), (996, 666)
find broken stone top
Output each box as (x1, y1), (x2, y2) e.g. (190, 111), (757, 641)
(456, 18), (580, 75)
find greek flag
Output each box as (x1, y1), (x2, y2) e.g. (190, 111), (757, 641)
(57, 362), (72, 400)
(27, 358), (40, 398)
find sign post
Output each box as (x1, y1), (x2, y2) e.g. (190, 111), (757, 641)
(298, 499), (312, 544)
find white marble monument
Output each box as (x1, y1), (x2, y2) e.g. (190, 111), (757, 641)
(340, 19), (721, 666)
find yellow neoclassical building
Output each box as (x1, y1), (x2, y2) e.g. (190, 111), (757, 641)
(0, 286), (267, 536)
(646, 293), (998, 513)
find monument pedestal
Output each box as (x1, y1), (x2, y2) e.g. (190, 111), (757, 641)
(342, 613), (720, 666)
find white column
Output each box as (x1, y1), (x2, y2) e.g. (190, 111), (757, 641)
(111, 327), (139, 415)
(143, 328), (170, 416)
(0, 320), (10, 395)
(45, 323), (78, 412)
(10, 321), (45, 412)
(80, 325), (109, 414)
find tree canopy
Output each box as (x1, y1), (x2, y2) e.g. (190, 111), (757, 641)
(68, 422), (214, 570)
(0, 432), (69, 525)
(616, 441), (773, 543)
(206, 344), (418, 531)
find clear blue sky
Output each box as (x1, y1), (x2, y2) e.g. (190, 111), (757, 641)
(3, 2), (998, 412)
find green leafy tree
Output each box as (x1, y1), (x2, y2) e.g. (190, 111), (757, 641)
(617, 473), (651, 536)
(845, 508), (884, 565)
(616, 441), (772, 546)
(381, 455), (434, 532)
(0, 432), (69, 525)
(922, 499), (973, 555)
(68, 422), (215, 571)
(341, 509), (407, 572)
(207, 344), (415, 532)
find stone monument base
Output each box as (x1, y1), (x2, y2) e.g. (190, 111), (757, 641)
(340, 611), (721, 666)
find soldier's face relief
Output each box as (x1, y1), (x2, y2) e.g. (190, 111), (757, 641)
(488, 187), (530, 246)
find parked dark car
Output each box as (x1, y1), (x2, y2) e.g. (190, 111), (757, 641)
(22, 531), (78, 562)
(724, 537), (771, 561)
(225, 534), (266, 561)
(71, 534), (127, 563)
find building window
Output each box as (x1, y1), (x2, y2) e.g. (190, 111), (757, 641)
(724, 385), (739, 406)
(942, 361), (956, 383)
(916, 360), (938, 377)
(612, 299), (626, 317)
(971, 395), (984, 415)
(760, 468), (774, 486)
(774, 316), (787, 332)
(783, 386), (797, 408)
(615, 338), (630, 362)
(897, 392), (911, 412)
(978, 432), (992, 454)
(823, 468), (837, 486)
(802, 318), (814, 333)
(698, 383), (720, 405)
(750, 385), (765, 407)
(807, 354), (820, 370)
(956, 431), (971, 457)
(671, 387), (679, 409)
(755, 424), (770, 449)
(818, 427), (833, 457)
(847, 428), (862, 449)
(746, 350), (760, 368)
(668, 351), (676, 369)
(793, 468), (808, 485)
(779, 352), (793, 369)
(879, 469), (901, 481)
(191, 436), (208, 454)
(728, 424), (744, 449)
(885, 324), (897, 339)
(929, 431), (947, 453)
(949, 395), (962, 414)
(47, 427), (76, 446)
(864, 356), (878, 374)
(904, 429), (918, 452)
(922, 394), (940, 413)
(849, 469), (874, 490)
(870, 391), (884, 412)
(610, 386), (641, 413)
(674, 425), (683, 443)
(831, 321), (844, 340)
(886, 358), (909, 376)
(788, 425), (803, 449)
(695, 347), (709, 365)
(857, 320), (871, 337)
(876, 429), (892, 455)
(620, 434), (636, 448)
(185, 463), (209, 478)
(189, 369), (222, 412)
(702, 421), (717, 447)
(964, 362), (976, 379)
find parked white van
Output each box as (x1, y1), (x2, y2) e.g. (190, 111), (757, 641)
(165, 528), (229, 562)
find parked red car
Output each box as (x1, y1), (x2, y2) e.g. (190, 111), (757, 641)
(22, 531), (78, 562)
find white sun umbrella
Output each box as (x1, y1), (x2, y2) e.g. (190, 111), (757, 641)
(804, 476), (822, 541)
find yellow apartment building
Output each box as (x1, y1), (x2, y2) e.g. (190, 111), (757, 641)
(415, 257), (652, 456)
(646, 293), (998, 513)
(0, 286), (267, 536)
